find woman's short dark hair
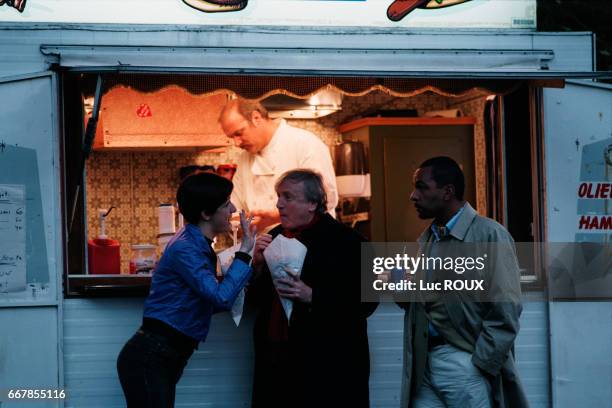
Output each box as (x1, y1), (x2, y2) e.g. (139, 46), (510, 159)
(276, 169), (328, 214)
(419, 156), (465, 201)
(177, 172), (233, 224)
(179, 165), (216, 181)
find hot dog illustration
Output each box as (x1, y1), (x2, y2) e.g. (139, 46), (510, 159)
(387, 0), (472, 22)
(182, 0), (247, 13)
(0, 0), (26, 13)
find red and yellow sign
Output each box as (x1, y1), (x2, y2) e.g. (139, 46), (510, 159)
(0, 0), (536, 29)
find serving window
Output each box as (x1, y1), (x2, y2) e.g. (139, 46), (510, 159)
(61, 72), (545, 296)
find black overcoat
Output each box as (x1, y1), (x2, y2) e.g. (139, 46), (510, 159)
(250, 213), (378, 408)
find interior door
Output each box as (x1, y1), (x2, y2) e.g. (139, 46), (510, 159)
(0, 71), (62, 407)
(374, 124), (476, 242)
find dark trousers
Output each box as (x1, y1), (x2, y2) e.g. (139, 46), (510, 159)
(117, 330), (193, 408)
(251, 339), (370, 408)
(251, 340), (296, 408)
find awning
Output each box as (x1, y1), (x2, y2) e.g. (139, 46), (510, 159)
(43, 45), (561, 75)
(43, 44), (610, 78)
(45, 40), (610, 100)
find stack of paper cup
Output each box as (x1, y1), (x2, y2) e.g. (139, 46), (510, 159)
(158, 204), (176, 235)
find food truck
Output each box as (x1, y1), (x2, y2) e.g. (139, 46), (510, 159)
(0, 0), (610, 406)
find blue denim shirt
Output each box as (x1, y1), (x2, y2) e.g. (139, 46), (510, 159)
(430, 203), (466, 242)
(427, 203), (465, 337)
(143, 223), (251, 342)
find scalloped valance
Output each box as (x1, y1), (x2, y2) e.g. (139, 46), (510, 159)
(80, 74), (521, 100)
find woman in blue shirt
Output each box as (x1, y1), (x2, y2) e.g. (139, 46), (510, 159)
(117, 172), (256, 408)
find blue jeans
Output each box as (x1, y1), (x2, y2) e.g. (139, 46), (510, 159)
(117, 330), (193, 408)
(413, 344), (493, 408)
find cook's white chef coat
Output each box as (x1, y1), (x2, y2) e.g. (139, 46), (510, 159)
(231, 119), (338, 216)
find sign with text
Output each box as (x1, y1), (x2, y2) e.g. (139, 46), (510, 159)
(0, 0), (536, 29)
(576, 140), (612, 239)
(0, 184), (26, 293)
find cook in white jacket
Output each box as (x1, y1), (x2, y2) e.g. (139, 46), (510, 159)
(219, 98), (338, 230)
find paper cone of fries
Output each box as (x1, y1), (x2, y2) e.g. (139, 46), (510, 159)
(217, 243), (248, 326)
(263, 235), (308, 321)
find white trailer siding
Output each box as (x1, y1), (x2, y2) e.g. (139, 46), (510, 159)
(544, 80), (612, 408)
(63, 299), (549, 407)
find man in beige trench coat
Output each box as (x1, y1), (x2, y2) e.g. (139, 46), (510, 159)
(399, 156), (529, 408)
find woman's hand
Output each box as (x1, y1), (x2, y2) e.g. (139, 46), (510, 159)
(238, 210), (257, 254)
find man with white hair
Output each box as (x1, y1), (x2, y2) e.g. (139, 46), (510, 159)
(249, 169), (377, 407)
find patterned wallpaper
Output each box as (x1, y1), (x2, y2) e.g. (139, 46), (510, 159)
(86, 150), (240, 273)
(86, 90), (488, 273)
(450, 96), (488, 215)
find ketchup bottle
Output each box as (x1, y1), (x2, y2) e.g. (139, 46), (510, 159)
(88, 207), (121, 274)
